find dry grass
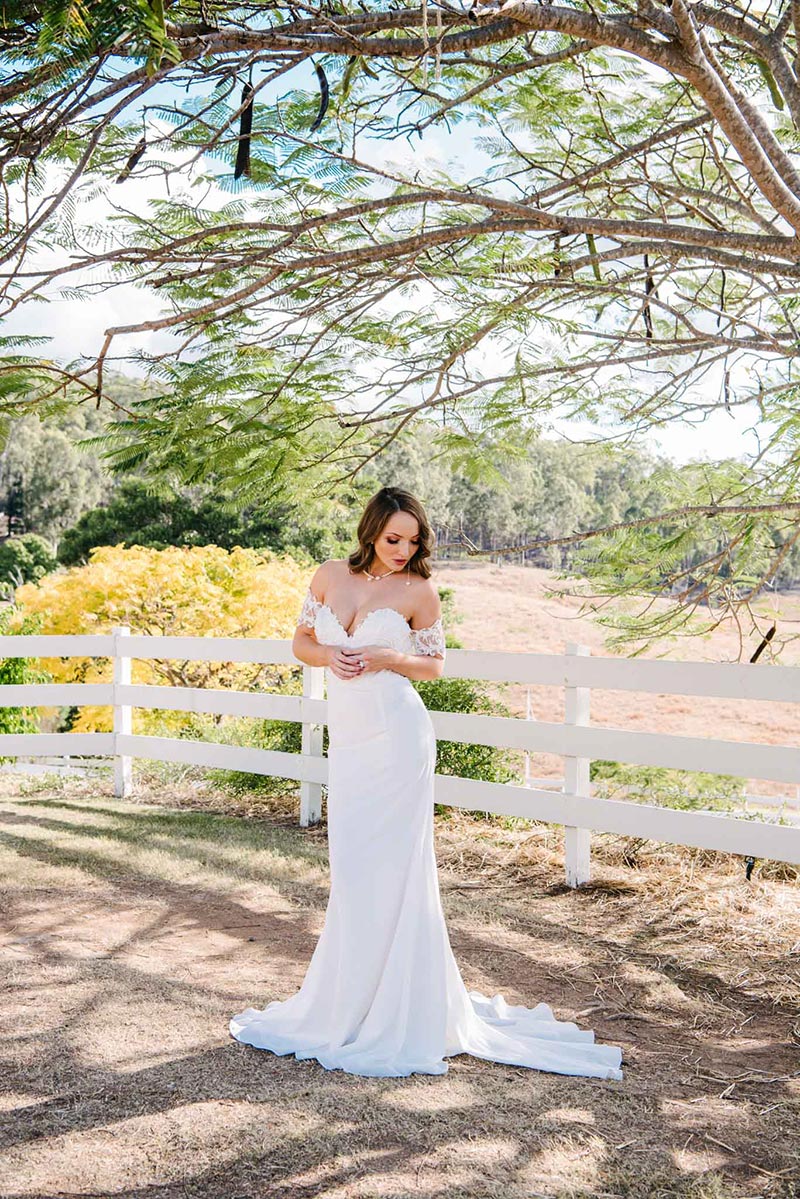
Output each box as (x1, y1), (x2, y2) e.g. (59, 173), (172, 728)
(2, 562), (800, 1198)
(1, 772), (798, 1199)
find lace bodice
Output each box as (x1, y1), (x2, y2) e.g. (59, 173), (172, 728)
(296, 586), (446, 660)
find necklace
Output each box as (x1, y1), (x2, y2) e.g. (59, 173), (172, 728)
(364, 559), (412, 586)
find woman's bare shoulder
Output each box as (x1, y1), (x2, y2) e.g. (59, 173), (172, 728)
(413, 574), (440, 597)
(411, 576), (442, 627)
(321, 558), (352, 579)
(308, 558), (349, 592)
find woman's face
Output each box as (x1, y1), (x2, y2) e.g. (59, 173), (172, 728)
(371, 512), (421, 573)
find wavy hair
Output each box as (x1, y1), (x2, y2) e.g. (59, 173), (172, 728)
(347, 485), (434, 579)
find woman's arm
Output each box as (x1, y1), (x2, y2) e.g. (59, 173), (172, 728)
(385, 647), (444, 682)
(291, 561), (362, 678)
(292, 628), (334, 669)
(386, 583), (446, 681)
(295, 629), (364, 679)
(291, 562), (331, 667)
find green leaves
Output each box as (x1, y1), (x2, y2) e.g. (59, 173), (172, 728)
(556, 456), (800, 653)
(27, 0), (180, 70)
(4, 0), (800, 650)
(35, 0), (92, 57)
(141, 0), (182, 77)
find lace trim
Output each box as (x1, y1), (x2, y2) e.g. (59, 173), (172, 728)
(411, 617), (446, 660)
(297, 585), (446, 659)
(297, 586), (323, 628)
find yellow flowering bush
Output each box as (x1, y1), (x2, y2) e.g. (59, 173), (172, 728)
(14, 544), (310, 732)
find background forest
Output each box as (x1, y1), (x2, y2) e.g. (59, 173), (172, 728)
(3, 369), (800, 598)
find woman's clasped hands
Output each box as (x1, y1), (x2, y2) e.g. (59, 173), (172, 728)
(326, 644), (396, 680)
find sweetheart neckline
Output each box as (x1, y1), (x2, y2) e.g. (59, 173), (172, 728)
(318, 601), (411, 640)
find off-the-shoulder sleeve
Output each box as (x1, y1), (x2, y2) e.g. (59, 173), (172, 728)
(297, 586), (323, 628)
(411, 616), (446, 660)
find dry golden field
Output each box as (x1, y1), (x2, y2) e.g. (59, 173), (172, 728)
(435, 562), (800, 804)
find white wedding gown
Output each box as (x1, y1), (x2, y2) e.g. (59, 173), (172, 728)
(229, 589), (624, 1080)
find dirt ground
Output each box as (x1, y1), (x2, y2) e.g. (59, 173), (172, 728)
(1, 774), (798, 1199)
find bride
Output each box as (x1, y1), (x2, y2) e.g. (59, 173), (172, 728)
(229, 485), (624, 1080)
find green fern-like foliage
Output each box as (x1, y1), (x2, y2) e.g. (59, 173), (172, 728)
(30, 0), (180, 72)
(0, 607), (50, 745)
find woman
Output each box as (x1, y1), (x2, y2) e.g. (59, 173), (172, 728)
(229, 485), (624, 1080)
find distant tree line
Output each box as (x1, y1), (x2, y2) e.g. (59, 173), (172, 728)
(1, 375), (798, 608)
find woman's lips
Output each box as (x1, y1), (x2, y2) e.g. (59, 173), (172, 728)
(393, 558), (406, 564)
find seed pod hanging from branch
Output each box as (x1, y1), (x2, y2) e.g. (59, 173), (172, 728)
(116, 135), (147, 183)
(750, 624), (776, 663)
(643, 253), (656, 340)
(586, 233), (601, 282)
(310, 61), (330, 133)
(233, 80), (254, 180)
(342, 55), (359, 97)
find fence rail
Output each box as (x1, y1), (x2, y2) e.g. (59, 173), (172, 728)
(1, 629), (798, 886)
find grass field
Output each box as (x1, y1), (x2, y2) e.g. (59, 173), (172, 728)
(2, 562), (799, 1198)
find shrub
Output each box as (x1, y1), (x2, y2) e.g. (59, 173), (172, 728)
(0, 607), (50, 753)
(175, 683), (315, 799)
(590, 758), (744, 812)
(13, 544), (311, 732)
(0, 535), (57, 591)
(416, 674), (518, 793)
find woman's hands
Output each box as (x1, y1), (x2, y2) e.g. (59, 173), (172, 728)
(326, 644), (397, 680)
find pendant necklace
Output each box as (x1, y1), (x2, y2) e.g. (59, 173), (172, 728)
(364, 560), (412, 586)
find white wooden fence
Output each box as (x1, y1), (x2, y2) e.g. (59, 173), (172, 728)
(1, 628), (799, 887)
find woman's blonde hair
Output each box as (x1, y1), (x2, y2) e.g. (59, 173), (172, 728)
(347, 485), (434, 579)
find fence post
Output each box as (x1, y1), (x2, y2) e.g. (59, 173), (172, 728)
(564, 642), (591, 887)
(113, 625), (132, 799)
(524, 686), (532, 786)
(300, 664), (324, 826)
